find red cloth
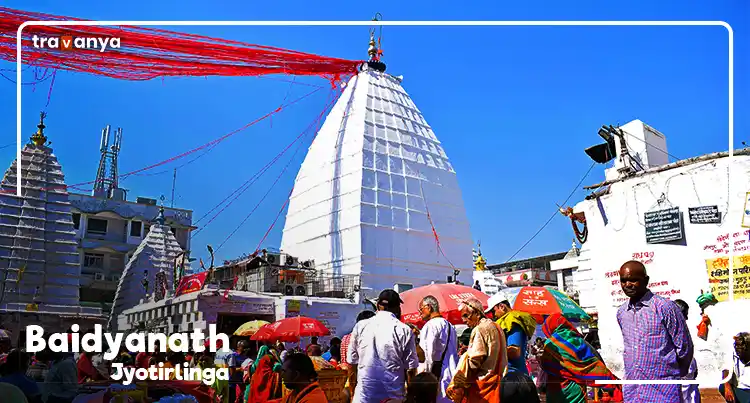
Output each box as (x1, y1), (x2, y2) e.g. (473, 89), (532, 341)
(135, 352), (150, 369)
(247, 355), (283, 403)
(77, 353), (101, 383)
(340, 334), (351, 366)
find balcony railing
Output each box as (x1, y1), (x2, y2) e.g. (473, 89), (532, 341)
(213, 266), (360, 299)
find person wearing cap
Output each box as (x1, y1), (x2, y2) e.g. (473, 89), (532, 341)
(485, 293), (537, 375)
(348, 289), (419, 403)
(446, 297), (506, 403)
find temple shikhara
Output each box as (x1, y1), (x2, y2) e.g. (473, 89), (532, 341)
(0, 113), (105, 332)
(281, 34), (473, 293)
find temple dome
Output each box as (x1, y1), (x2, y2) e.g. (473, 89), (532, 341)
(280, 65), (473, 291)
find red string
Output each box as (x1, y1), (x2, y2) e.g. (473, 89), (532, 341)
(0, 7), (361, 85)
(213, 90), (338, 251)
(0, 86), (322, 195)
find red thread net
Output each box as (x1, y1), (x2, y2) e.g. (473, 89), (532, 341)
(0, 7), (362, 84)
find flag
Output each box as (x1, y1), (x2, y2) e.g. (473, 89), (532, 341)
(175, 272), (208, 297)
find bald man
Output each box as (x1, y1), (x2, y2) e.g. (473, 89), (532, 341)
(616, 260), (694, 403)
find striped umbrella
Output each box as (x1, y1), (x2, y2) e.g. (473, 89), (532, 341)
(502, 286), (591, 322)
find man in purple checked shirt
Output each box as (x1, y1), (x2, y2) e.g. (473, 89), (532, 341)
(616, 260), (694, 403)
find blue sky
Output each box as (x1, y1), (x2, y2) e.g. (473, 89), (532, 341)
(1, 0), (746, 269)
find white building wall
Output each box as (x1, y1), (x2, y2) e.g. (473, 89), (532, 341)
(575, 153), (750, 386)
(282, 68), (473, 293)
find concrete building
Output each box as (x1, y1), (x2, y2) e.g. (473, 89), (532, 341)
(69, 193), (193, 313)
(281, 36), (473, 293)
(560, 119), (749, 386)
(0, 114), (104, 341)
(66, 122), (194, 314)
(114, 248), (369, 344)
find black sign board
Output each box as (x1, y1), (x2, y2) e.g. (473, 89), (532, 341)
(645, 207), (683, 244)
(688, 205), (721, 224)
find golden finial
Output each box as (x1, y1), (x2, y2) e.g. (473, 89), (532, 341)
(368, 13), (382, 61)
(30, 111), (48, 146)
(367, 30), (378, 60)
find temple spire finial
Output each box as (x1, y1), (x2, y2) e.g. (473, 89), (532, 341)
(365, 14), (387, 73)
(30, 111), (48, 146)
(155, 196), (166, 225)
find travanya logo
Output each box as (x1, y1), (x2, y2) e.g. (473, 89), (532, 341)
(32, 35), (121, 53)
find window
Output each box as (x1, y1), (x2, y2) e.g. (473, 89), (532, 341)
(72, 213), (81, 230)
(130, 221), (142, 237)
(87, 218), (108, 235)
(83, 253), (104, 269)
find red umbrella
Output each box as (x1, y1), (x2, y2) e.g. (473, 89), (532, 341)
(400, 283), (489, 327)
(250, 316), (331, 343)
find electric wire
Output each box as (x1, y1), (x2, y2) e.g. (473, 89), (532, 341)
(504, 162), (597, 263)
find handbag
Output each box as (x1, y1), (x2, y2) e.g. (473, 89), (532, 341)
(430, 322), (452, 378)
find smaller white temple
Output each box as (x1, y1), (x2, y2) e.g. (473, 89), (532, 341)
(108, 207), (184, 331)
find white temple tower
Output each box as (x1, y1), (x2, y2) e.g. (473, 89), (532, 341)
(109, 208), (184, 331)
(281, 36), (473, 292)
(0, 113), (103, 334)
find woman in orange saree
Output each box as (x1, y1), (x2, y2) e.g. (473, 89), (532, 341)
(246, 345), (283, 403)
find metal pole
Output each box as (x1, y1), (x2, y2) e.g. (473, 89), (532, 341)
(171, 168), (177, 208)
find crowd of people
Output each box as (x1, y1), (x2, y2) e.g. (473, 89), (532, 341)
(0, 259), (749, 403)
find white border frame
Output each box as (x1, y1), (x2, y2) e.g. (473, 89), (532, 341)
(16, 20), (733, 386)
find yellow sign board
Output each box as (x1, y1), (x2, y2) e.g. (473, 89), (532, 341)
(705, 254), (750, 301)
(287, 300), (301, 313)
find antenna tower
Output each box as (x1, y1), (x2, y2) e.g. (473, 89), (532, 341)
(92, 125), (123, 199)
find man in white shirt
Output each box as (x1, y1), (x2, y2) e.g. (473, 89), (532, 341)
(348, 289), (419, 403)
(418, 295), (458, 403)
(721, 332), (750, 403)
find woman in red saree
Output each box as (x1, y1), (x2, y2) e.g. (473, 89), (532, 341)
(246, 344), (283, 403)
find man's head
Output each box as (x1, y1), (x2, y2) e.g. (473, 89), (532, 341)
(485, 293), (512, 320)
(310, 337), (318, 345)
(377, 289), (404, 317)
(419, 295), (440, 322)
(356, 310), (376, 323)
(459, 298), (485, 327)
(619, 260), (649, 301)
(734, 332), (750, 359)
(307, 344), (322, 357)
(281, 353), (317, 391)
(1, 349), (30, 375)
(330, 337), (341, 347)
(236, 340), (249, 354)
(673, 299), (689, 320)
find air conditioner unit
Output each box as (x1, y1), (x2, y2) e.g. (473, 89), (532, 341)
(265, 253), (281, 266)
(284, 255), (298, 268)
(94, 273), (105, 281)
(295, 285), (306, 296)
(284, 285), (295, 296)
(300, 260), (314, 269)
